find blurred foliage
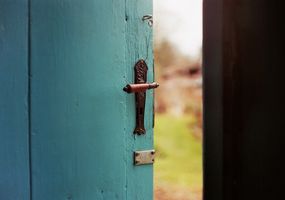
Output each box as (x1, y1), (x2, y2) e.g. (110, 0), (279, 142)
(154, 40), (178, 68)
(154, 114), (203, 189)
(154, 40), (197, 77)
(154, 38), (203, 200)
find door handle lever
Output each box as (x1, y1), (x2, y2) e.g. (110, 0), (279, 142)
(123, 82), (159, 93)
(123, 60), (159, 135)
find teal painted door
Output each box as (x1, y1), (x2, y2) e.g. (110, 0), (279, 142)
(1, 0), (154, 199)
(0, 1), (30, 199)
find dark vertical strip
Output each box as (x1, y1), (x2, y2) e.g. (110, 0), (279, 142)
(222, 1), (240, 200)
(203, 0), (224, 199)
(207, 0), (285, 200)
(28, 0), (33, 199)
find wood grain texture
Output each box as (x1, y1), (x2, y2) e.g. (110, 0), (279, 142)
(125, 0), (154, 199)
(0, 1), (153, 198)
(30, 0), (153, 199)
(30, 0), (126, 199)
(0, 0), (30, 199)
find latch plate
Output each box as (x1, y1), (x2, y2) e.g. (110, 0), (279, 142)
(123, 60), (159, 135)
(134, 150), (155, 166)
(134, 60), (148, 135)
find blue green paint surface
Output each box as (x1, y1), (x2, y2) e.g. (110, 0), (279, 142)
(0, 0), (153, 199)
(0, 1), (30, 199)
(125, 1), (154, 200)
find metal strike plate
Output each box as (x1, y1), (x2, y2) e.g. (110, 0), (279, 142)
(134, 150), (155, 166)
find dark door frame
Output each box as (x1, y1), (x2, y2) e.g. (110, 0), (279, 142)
(203, 0), (223, 199)
(203, 1), (284, 200)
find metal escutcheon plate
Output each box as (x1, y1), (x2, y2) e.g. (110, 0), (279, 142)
(134, 150), (155, 166)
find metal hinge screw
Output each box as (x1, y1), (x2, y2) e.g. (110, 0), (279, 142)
(142, 15), (153, 27)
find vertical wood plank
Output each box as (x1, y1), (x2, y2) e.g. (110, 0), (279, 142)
(125, 0), (154, 199)
(30, 1), (128, 199)
(203, 0), (223, 200)
(0, 0), (30, 199)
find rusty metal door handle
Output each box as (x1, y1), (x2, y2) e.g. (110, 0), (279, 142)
(123, 82), (159, 93)
(123, 60), (159, 135)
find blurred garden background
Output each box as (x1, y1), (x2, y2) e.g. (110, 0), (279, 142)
(153, 0), (203, 199)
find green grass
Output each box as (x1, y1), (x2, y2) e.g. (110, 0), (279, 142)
(154, 114), (203, 190)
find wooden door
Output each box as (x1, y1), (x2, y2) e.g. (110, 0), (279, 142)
(0, 1), (30, 199)
(1, 0), (154, 199)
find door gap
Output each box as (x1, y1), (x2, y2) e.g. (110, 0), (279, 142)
(153, 0), (203, 199)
